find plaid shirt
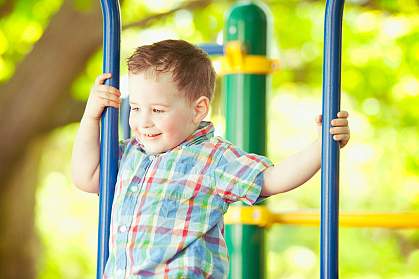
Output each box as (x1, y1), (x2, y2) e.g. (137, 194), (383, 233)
(104, 121), (273, 278)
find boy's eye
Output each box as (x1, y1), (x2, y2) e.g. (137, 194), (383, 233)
(130, 107), (139, 111)
(152, 108), (164, 113)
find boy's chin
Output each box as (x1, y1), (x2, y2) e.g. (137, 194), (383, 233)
(144, 148), (160, 155)
(143, 145), (167, 155)
(142, 139), (182, 155)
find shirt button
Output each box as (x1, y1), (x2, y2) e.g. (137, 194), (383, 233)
(118, 225), (127, 233)
(130, 186), (138, 192)
(149, 155), (156, 160)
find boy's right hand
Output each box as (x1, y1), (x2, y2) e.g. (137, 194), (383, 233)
(83, 73), (121, 120)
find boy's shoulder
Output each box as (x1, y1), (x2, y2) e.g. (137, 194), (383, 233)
(212, 135), (233, 145)
(197, 135), (235, 152)
(203, 136), (255, 163)
(209, 136), (273, 167)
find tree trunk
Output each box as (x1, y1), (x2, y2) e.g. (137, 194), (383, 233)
(0, 1), (102, 277)
(0, 0), (102, 182)
(0, 137), (45, 279)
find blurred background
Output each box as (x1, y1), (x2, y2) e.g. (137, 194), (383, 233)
(0, 0), (418, 278)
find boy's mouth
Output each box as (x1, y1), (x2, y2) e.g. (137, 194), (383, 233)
(143, 133), (162, 139)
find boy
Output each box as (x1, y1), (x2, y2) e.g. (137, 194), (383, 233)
(71, 40), (350, 278)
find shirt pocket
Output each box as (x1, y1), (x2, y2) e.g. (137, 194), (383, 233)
(160, 174), (204, 219)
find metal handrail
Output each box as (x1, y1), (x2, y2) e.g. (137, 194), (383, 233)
(224, 206), (419, 229)
(321, 0), (345, 277)
(97, 1), (121, 278)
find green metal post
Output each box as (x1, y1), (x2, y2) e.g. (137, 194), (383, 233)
(223, 2), (270, 279)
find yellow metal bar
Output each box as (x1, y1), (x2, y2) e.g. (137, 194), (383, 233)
(217, 41), (279, 74)
(224, 206), (419, 229)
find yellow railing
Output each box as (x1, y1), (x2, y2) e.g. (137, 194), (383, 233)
(215, 41), (279, 75)
(224, 206), (419, 229)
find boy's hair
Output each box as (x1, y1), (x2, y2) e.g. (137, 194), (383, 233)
(127, 39), (216, 102)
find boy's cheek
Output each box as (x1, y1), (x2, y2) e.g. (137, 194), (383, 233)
(128, 117), (139, 133)
(163, 116), (193, 138)
(128, 118), (134, 129)
(160, 119), (180, 135)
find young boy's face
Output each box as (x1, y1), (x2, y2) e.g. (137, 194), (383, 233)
(128, 72), (197, 155)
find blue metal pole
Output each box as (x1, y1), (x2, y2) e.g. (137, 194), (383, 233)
(120, 97), (130, 139)
(320, 0), (344, 278)
(197, 43), (224, 56)
(97, 1), (121, 278)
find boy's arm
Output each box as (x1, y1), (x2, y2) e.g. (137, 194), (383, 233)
(71, 73), (120, 193)
(261, 140), (321, 196)
(71, 116), (101, 193)
(261, 139), (321, 196)
(261, 111), (350, 196)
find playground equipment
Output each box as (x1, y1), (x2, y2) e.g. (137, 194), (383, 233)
(320, 1), (345, 277)
(97, 0), (120, 278)
(97, 1), (419, 278)
(221, 4), (275, 278)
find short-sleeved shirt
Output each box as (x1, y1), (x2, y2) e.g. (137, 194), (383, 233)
(104, 121), (273, 278)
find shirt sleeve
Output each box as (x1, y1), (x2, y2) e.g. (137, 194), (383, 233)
(213, 144), (274, 205)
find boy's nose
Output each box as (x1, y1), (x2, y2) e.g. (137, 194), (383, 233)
(140, 121), (153, 129)
(138, 112), (154, 128)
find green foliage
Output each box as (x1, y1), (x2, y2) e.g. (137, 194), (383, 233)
(0, 0), (62, 81)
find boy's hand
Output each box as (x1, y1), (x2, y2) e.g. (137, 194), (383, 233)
(84, 73), (121, 120)
(315, 111), (350, 148)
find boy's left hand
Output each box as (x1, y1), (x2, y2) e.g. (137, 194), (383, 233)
(315, 111), (350, 148)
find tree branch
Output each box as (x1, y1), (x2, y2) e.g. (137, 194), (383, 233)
(0, 0), (217, 182)
(122, 0), (213, 30)
(40, 98), (87, 133)
(0, 0), (102, 180)
(0, 0), (15, 18)
(266, 0), (407, 14)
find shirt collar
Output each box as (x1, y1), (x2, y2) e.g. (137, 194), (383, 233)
(178, 121), (214, 148)
(133, 121), (214, 154)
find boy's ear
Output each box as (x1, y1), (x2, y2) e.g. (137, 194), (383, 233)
(192, 96), (210, 124)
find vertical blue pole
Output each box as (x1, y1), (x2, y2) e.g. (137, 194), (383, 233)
(120, 97), (131, 140)
(97, 1), (121, 278)
(320, 0), (344, 278)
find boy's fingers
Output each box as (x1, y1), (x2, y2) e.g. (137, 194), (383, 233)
(98, 91), (121, 102)
(331, 118), (348, 127)
(101, 99), (120, 108)
(330, 127), (350, 135)
(95, 85), (121, 96)
(94, 73), (112, 85)
(337, 111), (349, 118)
(108, 101), (120, 109)
(333, 134), (349, 142)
